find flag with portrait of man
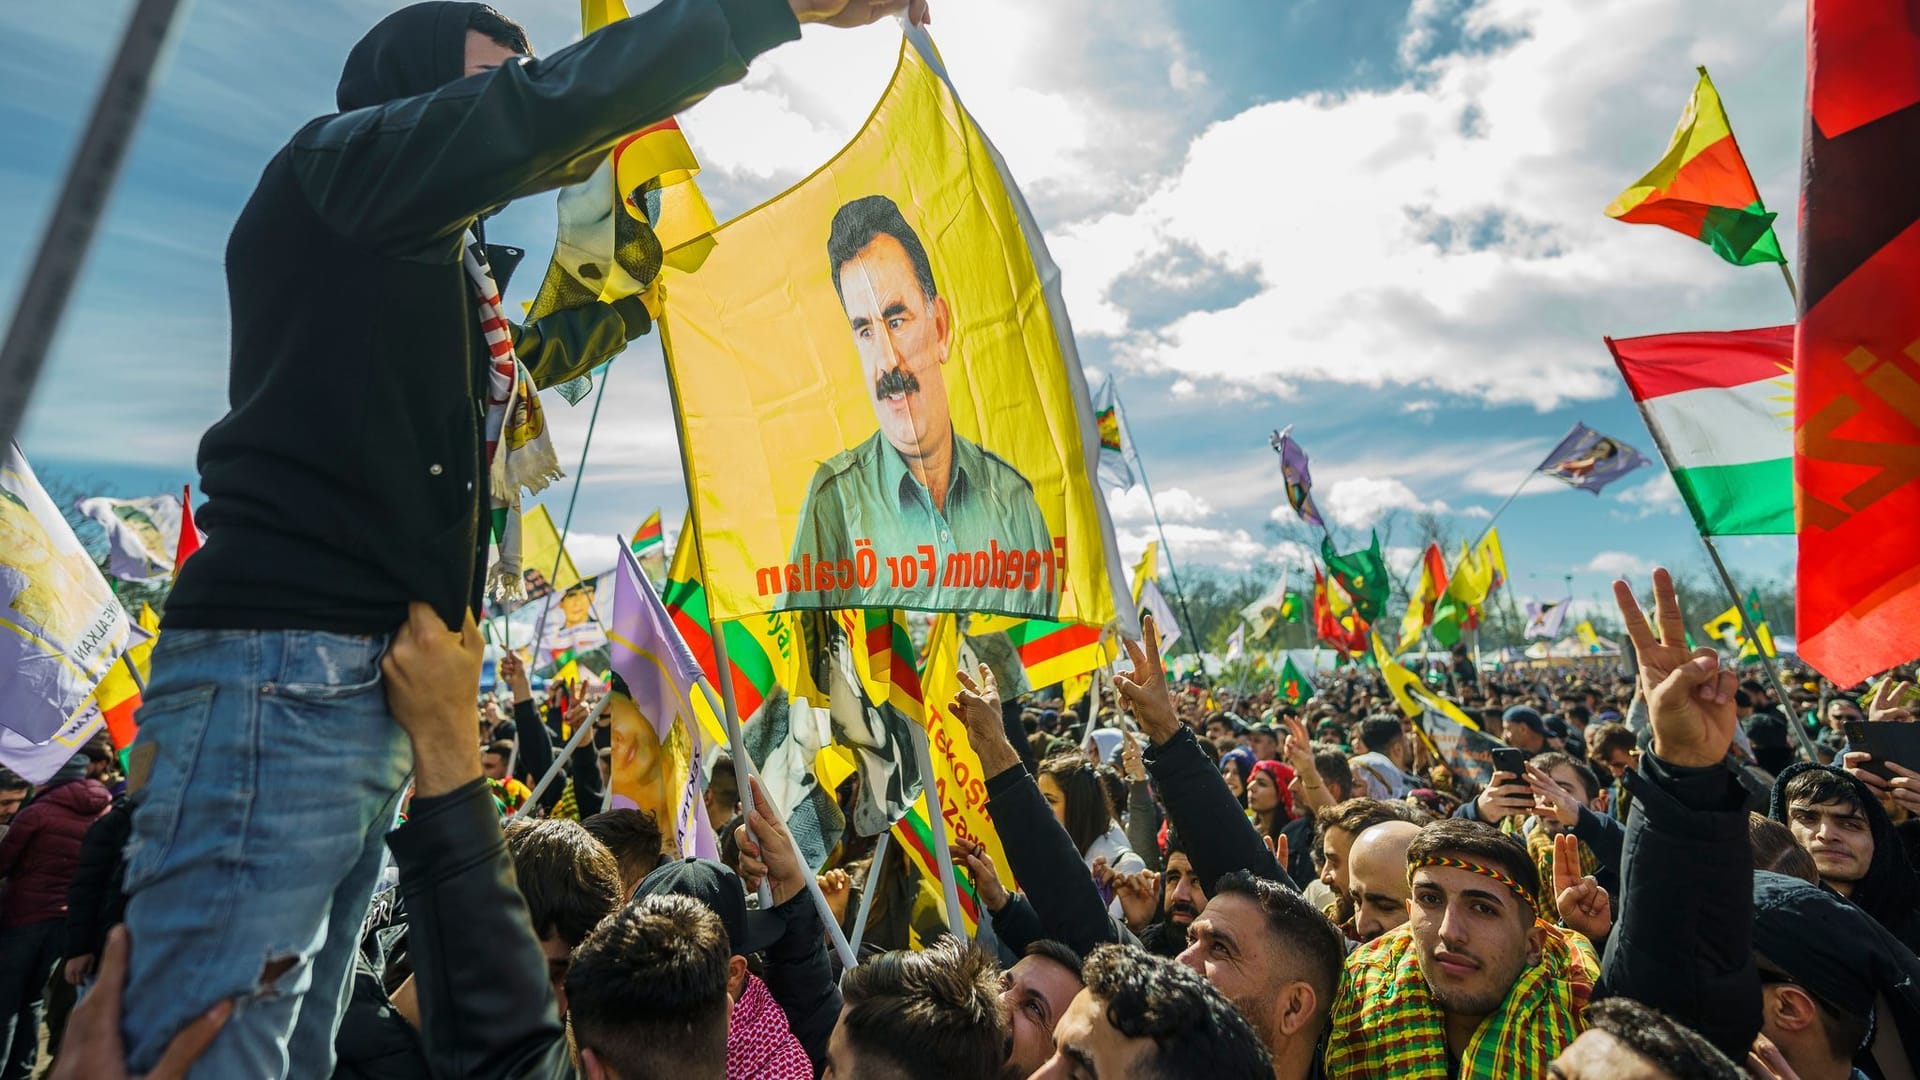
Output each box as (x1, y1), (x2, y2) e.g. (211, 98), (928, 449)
(657, 25), (1129, 634)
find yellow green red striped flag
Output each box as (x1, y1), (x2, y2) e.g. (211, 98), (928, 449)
(1606, 67), (1785, 266)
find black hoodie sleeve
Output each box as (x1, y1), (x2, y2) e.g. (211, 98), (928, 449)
(1596, 754), (1760, 1063)
(761, 889), (842, 1072)
(295, 0), (801, 251)
(1143, 727), (1292, 894)
(387, 778), (570, 1079)
(983, 763), (1121, 958)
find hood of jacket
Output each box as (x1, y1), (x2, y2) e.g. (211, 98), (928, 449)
(36, 775), (112, 819)
(337, 1), (491, 112)
(1769, 761), (1920, 930)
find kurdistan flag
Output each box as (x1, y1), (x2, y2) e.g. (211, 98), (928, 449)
(1607, 326), (1793, 535)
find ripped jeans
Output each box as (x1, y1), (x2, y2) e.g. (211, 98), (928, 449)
(120, 630), (410, 1078)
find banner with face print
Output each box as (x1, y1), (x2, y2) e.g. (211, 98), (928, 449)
(659, 27), (1128, 631)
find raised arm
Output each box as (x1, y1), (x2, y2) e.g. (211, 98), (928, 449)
(1115, 614), (1290, 893)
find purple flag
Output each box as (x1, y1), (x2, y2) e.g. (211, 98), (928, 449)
(1271, 426), (1325, 527)
(1524, 598), (1571, 641)
(607, 542), (718, 860)
(1536, 423), (1652, 494)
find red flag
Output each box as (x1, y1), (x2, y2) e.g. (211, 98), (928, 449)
(174, 485), (205, 575)
(1794, 0), (1920, 684)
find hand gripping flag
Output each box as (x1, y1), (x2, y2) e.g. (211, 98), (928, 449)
(607, 542), (719, 859)
(1793, 0), (1920, 684)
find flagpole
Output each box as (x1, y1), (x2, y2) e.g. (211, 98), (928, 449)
(1776, 262), (1798, 307)
(526, 370), (613, 657)
(1470, 469), (1536, 551)
(1699, 535), (1818, 763)
(848, 830), (890, 955)
(694, 674), (859, 968)
(909, 722), (968, 940)
(0, 0), (189, 451)
(1116, 389), (1204, 671)
(511, 692), (610, 818)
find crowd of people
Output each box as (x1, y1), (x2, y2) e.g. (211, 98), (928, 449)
(7, 568), (1920, 1079)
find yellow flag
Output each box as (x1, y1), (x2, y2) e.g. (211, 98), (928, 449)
(1575, 621), (1601, 649)
(1475, 528), (1508, 592)
(1373, 632), (1481, 731)
(1704, 605), (1775, 658)
(519, 505), (581, 595)
(920, 614), (1017, 890)
(1447, 541), (1492, 608)
(1131, 542), (1158, 606)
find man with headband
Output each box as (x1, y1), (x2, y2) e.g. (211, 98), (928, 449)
(1324, 818), (1599, 1078)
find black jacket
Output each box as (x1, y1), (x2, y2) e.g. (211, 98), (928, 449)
(166, 0), (801, 634)
(1596, 754), (1760, 1063)
(63, 795), (131, 961)
(1768, 762), (1920, 954)
(387, 778), (570, 1079)
(511, 699), (604, 816)
(760, 884), (842, 1072)
(1143, 727), (1294, 894)
(984, 763), (1122, 959)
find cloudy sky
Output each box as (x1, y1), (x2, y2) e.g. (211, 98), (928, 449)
(1, 0), (1805, 618)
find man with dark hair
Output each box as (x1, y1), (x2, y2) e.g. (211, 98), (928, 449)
(565, 893), (732, 1079)
(1548, 997), (1744, 1080)
(581, 808), (665, 897)
(828, 937), (1009, 1079)
(705, 754), (740, 836)
(1586, 720), (1639, 823)
(1351, 716), (1414, 799)
(1177, 871), (1345, 1078)
(119, 0), (929, 1072)
(1034, 944), (1272, 1079)
(786, 193), (1053, 614)
(1246, 725), (1281, 763)
(502, 817), (623, 1015)
(1137, 832), (1206, 958)
(1315, 798), (1426, 936)
(1769, 762), (1920, 953)
(1001, 941), (1086, 1080)
(1311, 750), (1353, 804)
(1326, 819), (1599, 1076)
(1502, 706), (1550, 755)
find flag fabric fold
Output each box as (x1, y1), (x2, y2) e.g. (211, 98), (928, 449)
(1793, 0), (1920, 684)
(1272, 427), (1325, 529)
(1092, 374), (1138, 492)
(1321, 531), (1390, 622)
(1524, 599), (1571, 641)
(607, 542), (718, 860)
(1398, 543), (1450, 653)
(1606, 67), (1786, 267)
(76, 494), (182, 582)
(1608, 326), (1795, 536)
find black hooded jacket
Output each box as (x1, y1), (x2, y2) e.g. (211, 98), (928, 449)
(166, 0), (800, 635)
(1769, 761), (1920, 955)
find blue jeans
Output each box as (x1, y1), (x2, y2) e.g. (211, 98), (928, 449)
(120, 630), (410, 1078)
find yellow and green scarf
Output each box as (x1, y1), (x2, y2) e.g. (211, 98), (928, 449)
(1324, 921), (1598, 1079)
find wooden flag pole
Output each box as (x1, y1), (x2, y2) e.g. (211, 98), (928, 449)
(694, 674), (858, 968)
(909, 721), (968, 940)
(848, 829), (890, 955)
(1699, 536), (1820, 764)
(0, 0), (189, 451)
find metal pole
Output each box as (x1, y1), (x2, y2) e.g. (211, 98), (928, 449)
(1116, 390), (1204, 670)
(909, 722), (967, 940)
(1469, 469), (1536, 552)
(695, 674), (858, 968)
(848, 829), (891, 954)
(1700, 536), (1818, 763)
(697, 649), (771, 909)
(527, 370), (612, 655)
(0, 0), (190, 451)
(511, 692), (608, 818)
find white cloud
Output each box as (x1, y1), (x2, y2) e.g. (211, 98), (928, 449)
(1105, 485), (1214, 526)
(1319, 476), (1450, 528)
(1582, 551), (1653, 577)
(1059, 0), (1802, 409)
(1612, 473), (1684, 519)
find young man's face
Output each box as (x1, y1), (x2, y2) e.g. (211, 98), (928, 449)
(0, 787), (27, 826)
(1030, 987), (1154, 1079)
(1408, 861), (1542, 1019)
(1824, 700), (1864, 732)
(1318, 826), (1356, 895)
(1001, 954), (1083, 1078)
(838, 233), (953, 464)
(1174, 893), (1282, 1043)
(464, 30), (523, 77)
(483, 752), (509, 781)
(1597, 748), (1634, 780)
(1786, 797), (1874, 891)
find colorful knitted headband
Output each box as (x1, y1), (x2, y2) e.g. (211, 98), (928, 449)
(1408, 854), (1538, 913)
